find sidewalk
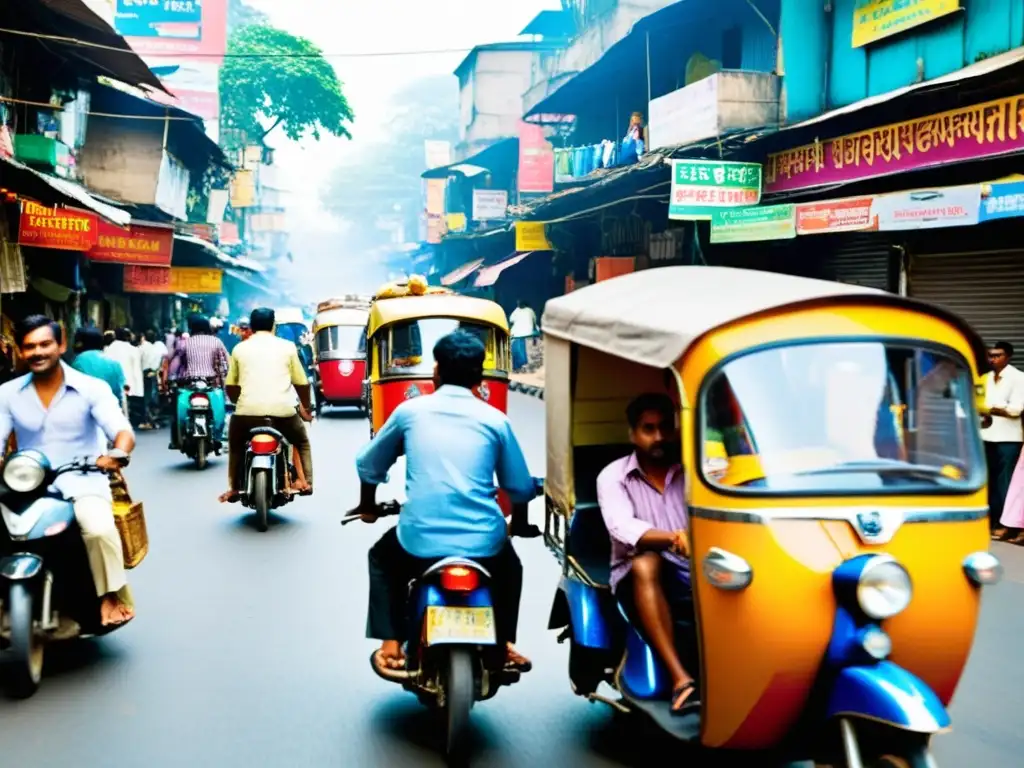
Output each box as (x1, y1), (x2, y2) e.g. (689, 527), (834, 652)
(510, 366), (545, 399)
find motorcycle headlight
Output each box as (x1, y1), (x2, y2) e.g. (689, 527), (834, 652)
(857, 556), (912, 620)
(3, 452), (49, 493)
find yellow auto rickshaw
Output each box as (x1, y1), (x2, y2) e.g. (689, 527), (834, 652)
(543, 266), (1001, 766)
(365, 276), (511, 436)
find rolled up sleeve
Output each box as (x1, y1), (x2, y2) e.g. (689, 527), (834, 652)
(356, 407), (405, 484)
(597, 466), (652, 548)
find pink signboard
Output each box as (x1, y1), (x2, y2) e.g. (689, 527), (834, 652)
(765, 93), (1024, 194)
(518, 122), (554, 194)
(121, 0), (227, 62)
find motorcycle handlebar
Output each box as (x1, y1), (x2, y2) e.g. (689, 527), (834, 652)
(340, 500), (401, 526)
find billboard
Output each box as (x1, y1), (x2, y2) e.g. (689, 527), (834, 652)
(116, 0), (227, 61)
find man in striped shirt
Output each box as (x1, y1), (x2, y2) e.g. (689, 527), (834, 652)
(596, 393), (697, 716)
(168, 315), (229, 449)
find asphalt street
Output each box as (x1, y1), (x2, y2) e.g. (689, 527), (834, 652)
(0, 393), (1020, 767)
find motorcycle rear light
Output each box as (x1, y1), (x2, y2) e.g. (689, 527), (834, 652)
(250, 435), (279, 454)
(440, 566), (479, 592)
(189, 395), (210, 408)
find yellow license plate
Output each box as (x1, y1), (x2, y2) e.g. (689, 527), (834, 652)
(425, 606), (496, 645)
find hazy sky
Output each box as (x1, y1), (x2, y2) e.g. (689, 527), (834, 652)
(248, 0), (559, 220)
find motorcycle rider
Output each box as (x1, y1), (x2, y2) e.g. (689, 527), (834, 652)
(220, 307), (314, 503)
(168, 314), (229, 450)
(351, 330), (536, 677)
(0, 316), (135, 626)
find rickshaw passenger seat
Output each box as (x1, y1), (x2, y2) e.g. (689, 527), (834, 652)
(567, 444), (633, 588)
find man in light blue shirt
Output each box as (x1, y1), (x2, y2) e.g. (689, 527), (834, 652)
(0, 316), (136, 626)
(353, 330), (537, 677)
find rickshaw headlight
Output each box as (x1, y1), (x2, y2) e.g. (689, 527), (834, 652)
(963, 551), (1002, 586)
(856, 557), (912, 620)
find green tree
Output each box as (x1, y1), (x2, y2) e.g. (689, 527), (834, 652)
(219, 24), (354, 145)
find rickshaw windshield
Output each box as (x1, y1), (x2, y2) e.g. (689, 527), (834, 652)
(316, 325), (366, 356)
(380, 318), (507, 376)
(700, 341), (984, 494)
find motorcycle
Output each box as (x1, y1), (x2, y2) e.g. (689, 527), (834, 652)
(239, 422), (296, 533)
(0, 448), (131, 698)
(343, 479), (543, 766)
(175, 378), (225, 470)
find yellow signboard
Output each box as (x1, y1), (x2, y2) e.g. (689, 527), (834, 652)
(515, 221), (552, 251)
(230, 170), (256, 208)
(852, 0), (960, 48)
(446, 212), (467, 233)
(171, 267), (222, 294)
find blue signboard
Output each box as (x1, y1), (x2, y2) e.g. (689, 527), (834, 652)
(979, 180), (1024, 222)
(115, 1), (203, 38)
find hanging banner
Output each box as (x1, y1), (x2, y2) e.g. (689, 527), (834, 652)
(710, 205), (796, 243)
(18, 202), (97, 251)
(518, 122), (555, 194)
(796, 197), (877, 235)
(90, 220), (174, 266)
(472, 189), (509, 221)
(669, 160), (762, 220)
(766, 93), (1024, 194)
(852, 0), (960, 49)
(515, 221), (552, 251)
(124, 266), (223, 294)
(872, 185), (981, 231)
(979, 181), (1024, 222)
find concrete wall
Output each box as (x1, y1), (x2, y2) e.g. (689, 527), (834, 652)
(456, 49), (536, 159)
(79, 117), (162, 205)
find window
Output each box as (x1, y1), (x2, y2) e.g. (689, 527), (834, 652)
(316, 325), (366, 357)
(701, 342), (984, 494)
(379, 318), (508, 376)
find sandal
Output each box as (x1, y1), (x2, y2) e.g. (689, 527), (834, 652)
(671, 680), (700, 716)
(504, 644), (533, 673)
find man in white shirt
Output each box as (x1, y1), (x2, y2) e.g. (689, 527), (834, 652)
(508, 300), (537, 372)
(982, 341), (1024, 537)
(105, 327), (144, 428)
(140, 329), (167, 428)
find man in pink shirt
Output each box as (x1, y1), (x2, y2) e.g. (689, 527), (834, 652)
(596, 392), (697, 715)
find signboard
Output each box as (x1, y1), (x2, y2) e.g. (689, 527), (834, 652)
(90, 220), (174, 265)
(446, 212), (467, 233)
(710, 205), (796, 243)
(796, 197), (877, 235)
(872, 185), (981, 231)
(518, 122), (555, 194)
(649, 75), (718, 150)
(766, 94), (1024, 194)
(472, 189), (508, 221)
(118, 0), (227, 61)
(142, 57), (220, 119)
(230, 170), (256, 208)
(18, 202), (97, 251)
(124, 265), (222, 294)
(668, 160), (762, 220)
(424, 140), (452, 169)
(979, 181), (1024, 222)
(515, 221), (552, 251)
(852, 0), (960, 49)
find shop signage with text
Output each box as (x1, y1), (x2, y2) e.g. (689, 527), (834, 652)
(796, 197), (877, 235)
(979, 181), (1024, 222)
(669, 160), (762, 220)
(766, 94), (1024, 194)
(124, 266), (223, 294)
(518, 122), (555, 194)
(472, 189), (508, 220)
(872, 185), (981, 231)
(18, 202), (97, 251)
(90, 220), (173, 266)
(710, 205), (796, 243)
(515, 221), (552, 251)
(852, 0), (960, 49)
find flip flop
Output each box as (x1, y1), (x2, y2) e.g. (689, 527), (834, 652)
(670, 680), (700, 716)
(370, 649), (410, 682)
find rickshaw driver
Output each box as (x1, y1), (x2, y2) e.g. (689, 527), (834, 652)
(351, 330), (537, 677)
(597, 393), (698, 715)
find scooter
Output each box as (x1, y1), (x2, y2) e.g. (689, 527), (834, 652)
(0, 448), (131, 699)
(239, 422), (295, 532)
(343, 480), (543, 766)
(175, 378), (224, 470)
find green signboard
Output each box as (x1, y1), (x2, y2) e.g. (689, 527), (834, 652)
(668, 160), (763, 220)
(709, 204), (797, 243)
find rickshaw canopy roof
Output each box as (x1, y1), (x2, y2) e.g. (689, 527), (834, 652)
(542, 267), (892, 368)
(313, 307), (369, 331)
(367, 294), (510, 335)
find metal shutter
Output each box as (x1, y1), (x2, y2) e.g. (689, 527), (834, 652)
(816, 233), (897, 292)
(909, 250), (1024, 354)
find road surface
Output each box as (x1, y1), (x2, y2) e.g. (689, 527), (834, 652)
(0, 394), (1019, 766)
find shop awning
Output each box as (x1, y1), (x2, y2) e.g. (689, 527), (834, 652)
(224, 268), (273, 294)
(441, 258), (484, 286)
(474, 252), (537, 287)
(172, 234), (264, 274)
(0, 156), (131, 225)
(421, 138), (518, 180)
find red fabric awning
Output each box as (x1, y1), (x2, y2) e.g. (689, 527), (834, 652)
(441, 257), (484, 286)
(474, 252), (535, 287)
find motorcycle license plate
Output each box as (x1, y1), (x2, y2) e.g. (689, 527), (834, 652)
(425, 606), (496, 645)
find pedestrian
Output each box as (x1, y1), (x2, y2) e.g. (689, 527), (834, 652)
(508, 299), (537, 372)
(105, 327), (145, 428)
(981, 341), (1024, 539)
(140, 329), (166, 428)
(71, 327), (126, 403)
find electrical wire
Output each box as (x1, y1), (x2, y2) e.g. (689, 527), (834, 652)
(0, 27), (473, 59)
(0, 94), (202, 120)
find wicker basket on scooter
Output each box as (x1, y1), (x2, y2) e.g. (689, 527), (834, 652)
(109, 472), (149, 569)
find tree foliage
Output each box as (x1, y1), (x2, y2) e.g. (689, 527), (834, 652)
(219, 24), (354, 144)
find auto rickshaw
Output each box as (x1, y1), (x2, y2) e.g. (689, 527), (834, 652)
(312, 296), (371, 414)
(543, 266), (1002, 766)
(365, 276), (511, 435)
